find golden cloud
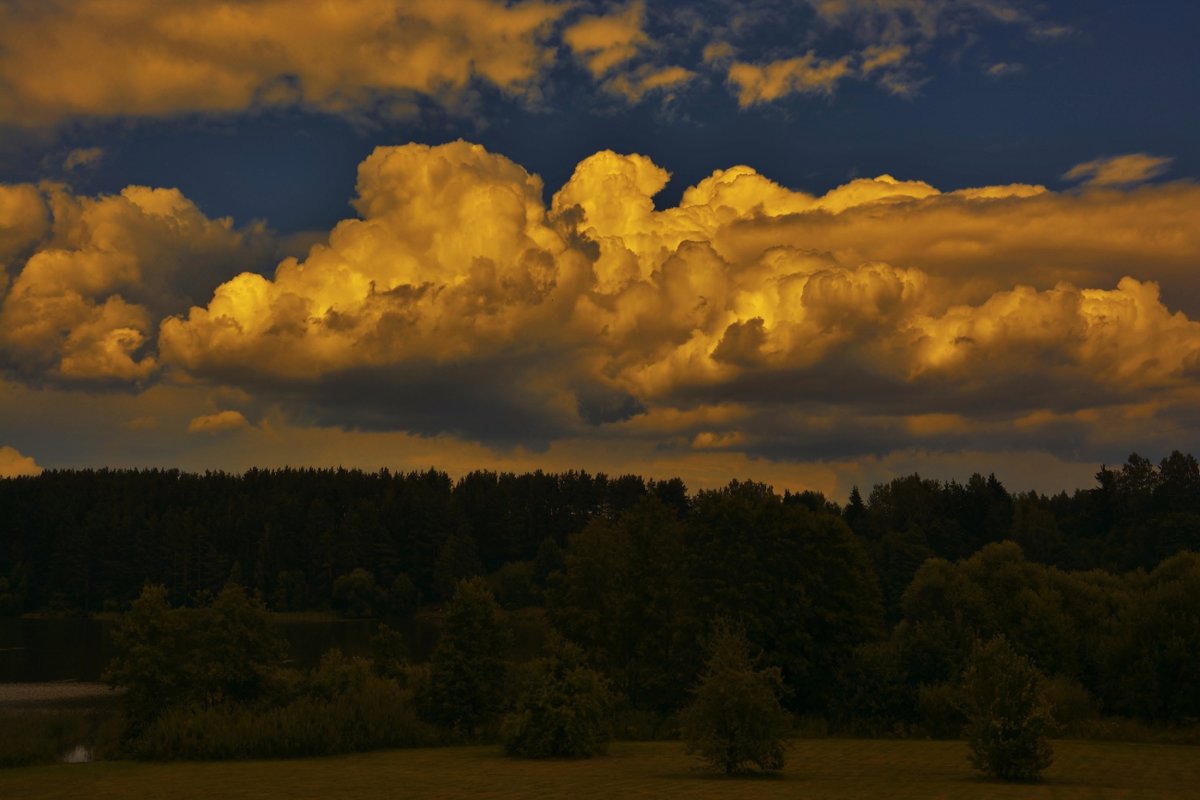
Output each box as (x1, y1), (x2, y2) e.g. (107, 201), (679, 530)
(0, 444), (41, 477)
(188, 410), (251, 434)
(1064, 154), (1174, 187)
(727, 53), (854, 106)
(145, 142), (1200, 464)
(0, 182), (274, 384)
(63, 147), (105, 171)
(603, 65), (695, 103)
(0, 0), (566, 125)
(6, 142), (1199, 466)
(563, 1), (648, 78)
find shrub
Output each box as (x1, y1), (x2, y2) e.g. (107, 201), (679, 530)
(331, 569), (381, 618)
(502, 637), (613, 758)
(962, 635), (1055, 781)
(104, 583), (284, 738)
(131, 674), (436, 760)
(680, 622), (791, 775)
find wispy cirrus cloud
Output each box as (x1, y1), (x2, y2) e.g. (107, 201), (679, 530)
(1064, 153), (1174, 188)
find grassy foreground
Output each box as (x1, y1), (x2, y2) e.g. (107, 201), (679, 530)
(2, 738), (1198, 799)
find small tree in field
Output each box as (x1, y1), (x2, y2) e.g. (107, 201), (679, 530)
(681, 621), (791, 775)
(962, 635), (1054, 781)
(425, 577), (511, 737)
(501, 635), (614, 758)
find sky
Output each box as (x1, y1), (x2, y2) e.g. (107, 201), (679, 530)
(1, 0), (1198, 499)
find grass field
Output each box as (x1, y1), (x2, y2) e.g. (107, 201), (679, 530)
(2, 738), (1198, 799)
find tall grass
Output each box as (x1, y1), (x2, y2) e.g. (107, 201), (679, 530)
(0, 708), (123, 767)
(131, 673), (438, 760)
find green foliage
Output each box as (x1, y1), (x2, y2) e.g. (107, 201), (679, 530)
(502, 637), (614, 758)
(369, 623), (409, 682)
(103, 582), (284, 739)
(425, 576), (512, 737)
(305, 649), (369, 700)
(385, 572), (418, 618)
(687, 482), (884, 712)
(681, 622), (791, 775)
(831, 640), (914, 736)
(131, 673), (435, 760)
(492, 560), (538, 609)
(433, 529), (484, 601)
(1101, 551), (1200, 720)
(962, 636), (1055, 781)
(548, 497), (696, 712)
(331, 568), (380, 617)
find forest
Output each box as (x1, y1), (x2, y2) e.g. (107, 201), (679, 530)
(2, 451), (1199, 765)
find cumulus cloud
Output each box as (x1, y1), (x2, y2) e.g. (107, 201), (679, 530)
(140, 141), (1200, 466)
(0, 444), (41, 477)
(5, 142), (1198, 466)
(1064, 153), (1174, 187)
(188, 410), (250, 434)
(0, 0), (567, 125)
(0, 182), (275, 385)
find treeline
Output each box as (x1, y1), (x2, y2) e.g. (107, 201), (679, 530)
(2, 452), (1198, 618)
(1, 453), (1199, 736)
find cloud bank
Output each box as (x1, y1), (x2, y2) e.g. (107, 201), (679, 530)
(7, 143), (1193, 466)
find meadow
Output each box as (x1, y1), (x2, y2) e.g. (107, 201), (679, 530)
(2, 738), (1199, 800)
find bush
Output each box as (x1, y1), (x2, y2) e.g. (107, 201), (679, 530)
(104, 583), (284, 738)
(502, 637), (613, 758)
(332, 569), (381, 618)
(131, 674), (436, 760)
(962, 636), (1055, 781)
(680, 622), (791, 775)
